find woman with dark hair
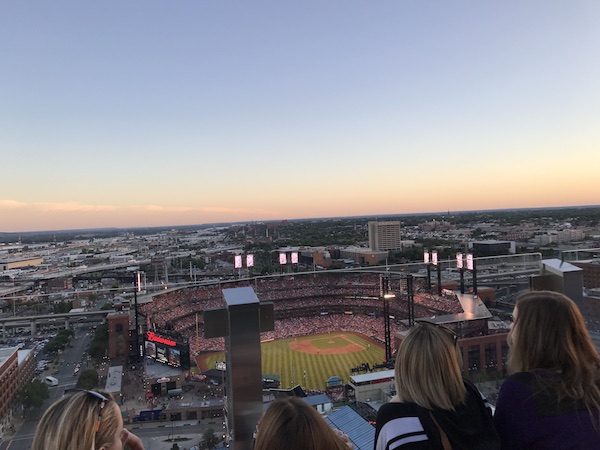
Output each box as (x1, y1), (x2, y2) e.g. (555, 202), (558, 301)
(494, 290), (600, 449)
(254, 396), (351, 450)
(32, 390), (144, 450)
(374, 321), (500, 449)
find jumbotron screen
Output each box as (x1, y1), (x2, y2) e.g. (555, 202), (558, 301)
(144, 331), (190, 370)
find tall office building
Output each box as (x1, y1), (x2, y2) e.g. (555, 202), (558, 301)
(368, 221), (402, 251)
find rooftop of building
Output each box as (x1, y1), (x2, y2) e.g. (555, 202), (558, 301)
(18, 348), (33, 365)
(325, 405), (375, 450)
(0, 346), (18, 365)
(350, 369), (394, 384)
(105, 365), (123, 394)
(543, 258), (583, 273)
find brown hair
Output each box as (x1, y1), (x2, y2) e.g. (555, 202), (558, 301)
(508, 290), (600, 410)
(32, 390), (121, 450)
(395, 322), (466, 410)
(254, 397), (349, 450)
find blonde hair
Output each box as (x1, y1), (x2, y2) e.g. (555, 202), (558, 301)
(508, 291), (600, 410)
(395, 322), (466, 410)
(254, 397), (349, 450)
(32, 390), (120, 450)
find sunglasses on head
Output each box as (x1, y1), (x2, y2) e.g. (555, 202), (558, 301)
(65, 389), (108, 433)
(415, 319), (458, 347)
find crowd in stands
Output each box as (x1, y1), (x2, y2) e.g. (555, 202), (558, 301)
(414, 292), (463, 315)
(139, 272), (474, 356)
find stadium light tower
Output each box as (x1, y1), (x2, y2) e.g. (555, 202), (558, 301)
(234, 253), (254, 278)
(466, 253), (477, 294)
(278, 250), (298, 274)
(457, 253), (465, 294)
(134, 271), (143, 362)
(381, 276), (395, 362)
(424, 250), (442, 294)
(406, 273), (415, 327)
(424, 251), (432, 291)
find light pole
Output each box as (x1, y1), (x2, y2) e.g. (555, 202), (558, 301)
(134, 272), (141, 362)
(457, 253), (465, 294)
(424, 251), (442, 295)
(406, 274), (415, 327)
(381, 275), (395, 362)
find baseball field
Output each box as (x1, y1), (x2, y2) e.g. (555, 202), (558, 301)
(196, 331), (385, 390)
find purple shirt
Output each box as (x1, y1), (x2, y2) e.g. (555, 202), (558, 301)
(494, 371), (600, 449)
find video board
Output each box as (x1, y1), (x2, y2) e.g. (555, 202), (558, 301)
(144, 331), (190, 370)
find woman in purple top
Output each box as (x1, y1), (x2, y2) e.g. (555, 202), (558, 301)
(494, 291), (600, 449)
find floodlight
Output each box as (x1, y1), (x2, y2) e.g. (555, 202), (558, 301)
(456, 253), (463, 269)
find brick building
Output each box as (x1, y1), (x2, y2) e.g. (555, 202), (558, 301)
(0, 347), (34, 437)
(107, 311), (136, 364)
(572, 261), (600, 290)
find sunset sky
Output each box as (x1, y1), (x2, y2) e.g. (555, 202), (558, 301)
(2, 1), (599, 232)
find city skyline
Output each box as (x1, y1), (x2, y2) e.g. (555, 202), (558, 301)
(2, 1), (599, 233)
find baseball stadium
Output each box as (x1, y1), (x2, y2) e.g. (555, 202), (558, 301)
(139, 270), (499, 393)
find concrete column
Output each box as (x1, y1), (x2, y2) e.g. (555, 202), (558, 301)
(203, 287), (274, 450)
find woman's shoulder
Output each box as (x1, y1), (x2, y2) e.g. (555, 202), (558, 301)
(505, 370), (539, 381)
(497, 371), (549, 402)
(378, 400), (420, 416)
(500, 370), (594, 417)
(375, 402), (433, 450)
(376, 403), (425, 432)
(503, 370), (554, 389)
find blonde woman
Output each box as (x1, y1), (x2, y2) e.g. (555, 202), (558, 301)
(374, 321), (500, 449)
(494, 291), (600, 449)
(32, 390), (144, 450)
(254, 396), (352, 450)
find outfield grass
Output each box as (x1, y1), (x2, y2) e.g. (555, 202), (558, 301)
(199, 331), (385, 391)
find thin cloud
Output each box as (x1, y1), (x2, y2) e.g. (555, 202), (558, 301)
(0, 199), (279, 218)
(0, 200), (119, 213)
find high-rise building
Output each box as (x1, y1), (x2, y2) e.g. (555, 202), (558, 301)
(368, 221), (402, 251)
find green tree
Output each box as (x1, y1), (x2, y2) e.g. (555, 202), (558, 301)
(54, 300), (72, 314)
(328, 261), (346, 270)
(88, 324), (109, 361)
(76, 369), (99, 390)
(19, 380), (49, 409)
(201, 428), (220, 450)
(88, 339), (106, 360)
(177, 256), (206, 271)
(471, 228), (485, 238)
(44, 329), (75, 354)
(87, 293), (99, 305)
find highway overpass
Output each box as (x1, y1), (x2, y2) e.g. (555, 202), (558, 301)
(0, 310), (110, 336)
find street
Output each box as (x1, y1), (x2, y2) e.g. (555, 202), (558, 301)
(0, 326), (91, 450)
(0, 325), (225, 450)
